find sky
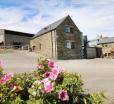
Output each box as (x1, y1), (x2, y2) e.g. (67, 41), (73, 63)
(0, 0), (114, 39)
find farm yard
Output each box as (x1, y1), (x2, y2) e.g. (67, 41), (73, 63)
(0, 50), (114, 104)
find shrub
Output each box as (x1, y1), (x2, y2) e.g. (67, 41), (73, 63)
(0, 58), (104, 104)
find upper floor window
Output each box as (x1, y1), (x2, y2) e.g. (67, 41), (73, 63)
(64, 27), (74, 33)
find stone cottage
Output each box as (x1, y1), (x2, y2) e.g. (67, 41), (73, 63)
(0, 29), (34, 49)
(31, 15), (82, 59)
(97, 37), (114, 58)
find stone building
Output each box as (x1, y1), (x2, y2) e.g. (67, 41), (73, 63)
(97, 37), (114, 58)
(31, 15), (82, 59)
(0, 29), (34, 49)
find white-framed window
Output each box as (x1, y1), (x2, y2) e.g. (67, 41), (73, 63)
(66, 41), (71, 49)
(65, 41), (75, 49)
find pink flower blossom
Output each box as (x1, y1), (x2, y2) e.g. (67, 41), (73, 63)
(49, 72), (58, 80)
(41, 78), (53, 93)
(43, 80), (53, 93)
(47, 59), (57, 69)
(44, 72), (50, 78)
(58, 90), (69, 101)
(52, 67), (61, 76)
(41, 78), (49, 83)
(0, 73), (13, 85)
(44, 70), (59, 80)
(44, 64), (61, 80)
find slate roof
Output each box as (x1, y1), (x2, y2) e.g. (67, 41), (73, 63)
(98, 37), (114, 44)
(33, 15), (69, 39)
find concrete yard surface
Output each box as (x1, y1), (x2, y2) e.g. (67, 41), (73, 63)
(0, 50), (114, 104)
(57, 59), (114, 104)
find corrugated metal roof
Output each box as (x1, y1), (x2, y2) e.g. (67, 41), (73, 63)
(33, 15), (69, 39)
(98, 37), (114, 44)
(0, 29), (34, 37)
(4, 29), (34, 37)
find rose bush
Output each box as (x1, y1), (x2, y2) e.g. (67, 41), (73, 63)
(0, 58), (104, 104)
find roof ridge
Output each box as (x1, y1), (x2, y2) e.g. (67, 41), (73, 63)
(43, 15), (69, 28)
(33, 15), (69, 38)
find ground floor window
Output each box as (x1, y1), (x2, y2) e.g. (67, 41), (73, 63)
(65, 41), (75, 49)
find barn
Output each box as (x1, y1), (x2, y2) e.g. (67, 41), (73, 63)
(0, 29), (34, 49)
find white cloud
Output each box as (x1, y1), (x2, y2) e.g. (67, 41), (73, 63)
(0, 0), (114, 39)
(0, 7), (24, 25)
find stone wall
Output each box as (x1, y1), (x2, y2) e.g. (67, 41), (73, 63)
(30, 30), (57, 59)
(56, 16), (82, 59)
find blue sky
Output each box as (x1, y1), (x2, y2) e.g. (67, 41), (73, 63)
(0, 0), (114, 39)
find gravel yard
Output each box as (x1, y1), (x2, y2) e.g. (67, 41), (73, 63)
(0, 50), (114, 104)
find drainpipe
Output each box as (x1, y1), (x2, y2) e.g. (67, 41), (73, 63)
(54, 30), (57, 59)
(51, 31), (53, 58)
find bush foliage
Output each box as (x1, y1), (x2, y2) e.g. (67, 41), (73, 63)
(0, 58), (104, 104)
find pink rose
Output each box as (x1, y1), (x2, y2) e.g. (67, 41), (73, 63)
(58, 90), (69, 101)
(0, 73), (13, 85)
